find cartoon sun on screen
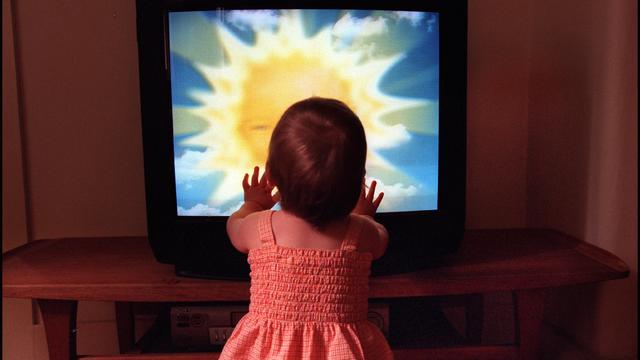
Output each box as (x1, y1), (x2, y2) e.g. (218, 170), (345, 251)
(171, 10), (439, 216)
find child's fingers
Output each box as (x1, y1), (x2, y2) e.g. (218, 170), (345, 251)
(259, 169), (267, 186)
(367, 180), (378, 201)
(251, 166), (260, 186)
(359, 186), (366, 202)
(242, 173), (250, 191)
(372, 192), (384, 210)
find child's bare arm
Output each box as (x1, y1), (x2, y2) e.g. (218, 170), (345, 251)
(352, 180), (388, 259)
(359, 216), (389, 259)
(227, 166), (279, 253)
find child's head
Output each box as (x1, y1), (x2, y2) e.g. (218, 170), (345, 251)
(267, 97), (367, 228)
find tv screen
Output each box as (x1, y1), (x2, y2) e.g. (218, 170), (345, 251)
(136, 0), (466, 280)
(169, 9), (440, 216)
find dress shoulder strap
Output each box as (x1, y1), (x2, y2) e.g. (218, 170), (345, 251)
(340, 215), (364, 251)
(257, 210), (276, 246)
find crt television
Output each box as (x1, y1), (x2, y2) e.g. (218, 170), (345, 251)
(136, 0), (467, 280)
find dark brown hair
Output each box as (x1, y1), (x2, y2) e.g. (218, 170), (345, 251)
(266, 97), (367, 228)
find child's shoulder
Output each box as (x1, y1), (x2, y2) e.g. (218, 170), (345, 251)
(350, 214), (389, 259)
(241, 209), (272, 231)
(243, 209), (270, 222)
(228, 210), (272, 253)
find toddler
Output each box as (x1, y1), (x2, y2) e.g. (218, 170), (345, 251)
(220, 97), (393, 360)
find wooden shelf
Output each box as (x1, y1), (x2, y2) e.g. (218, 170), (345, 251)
(3, 229), (629, 360)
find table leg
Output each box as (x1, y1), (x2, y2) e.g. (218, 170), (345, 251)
(514, 289), (546, 360)
(465, 294), (484, 343)
(115, 301), (135, 353)
(37, 299), (78, 360)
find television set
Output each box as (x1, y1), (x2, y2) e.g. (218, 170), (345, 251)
(136, 0), (467, 280)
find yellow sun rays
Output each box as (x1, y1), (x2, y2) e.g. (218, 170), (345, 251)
(181, 10), (426, 204)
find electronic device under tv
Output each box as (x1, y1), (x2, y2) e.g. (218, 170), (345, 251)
(136, 0), (467, 280)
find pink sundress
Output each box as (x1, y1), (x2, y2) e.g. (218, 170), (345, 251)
(219, 210), (394, 360)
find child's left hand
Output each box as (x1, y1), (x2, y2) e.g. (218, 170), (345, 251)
(353, 180), (384, 217)
(242, 166), (279, 210)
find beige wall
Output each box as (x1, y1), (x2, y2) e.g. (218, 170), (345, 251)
(2, 0), (637, 358)
(3, 0), (35, 358)
(2, 0), (27, 252)
(527, 0), (637, 358)
(12, 0), (147, 240)
(466, 0), (530, 229)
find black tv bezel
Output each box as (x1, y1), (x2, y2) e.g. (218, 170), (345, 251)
(136, 0), (467, 279)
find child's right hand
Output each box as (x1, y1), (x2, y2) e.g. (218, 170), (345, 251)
(242, 166), (279, 210)
(352, 180), (384, 217)
(227, 166), (279, 253)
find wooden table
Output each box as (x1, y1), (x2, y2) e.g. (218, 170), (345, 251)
(3, 229), (629, 360)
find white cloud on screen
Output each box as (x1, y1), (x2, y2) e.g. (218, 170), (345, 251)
(332, 13), (387, 40)
(226, 10), (280, 31)
(365, 177), (419, 211)
(174, 150), (214, 185)
(366, 178), (418, 197)
(392, 11), (425, 27)
(178, 203), (225, 216)
(178, 200), (244, 216)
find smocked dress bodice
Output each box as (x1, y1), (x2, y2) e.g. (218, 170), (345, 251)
(219, 210), (393, 360)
